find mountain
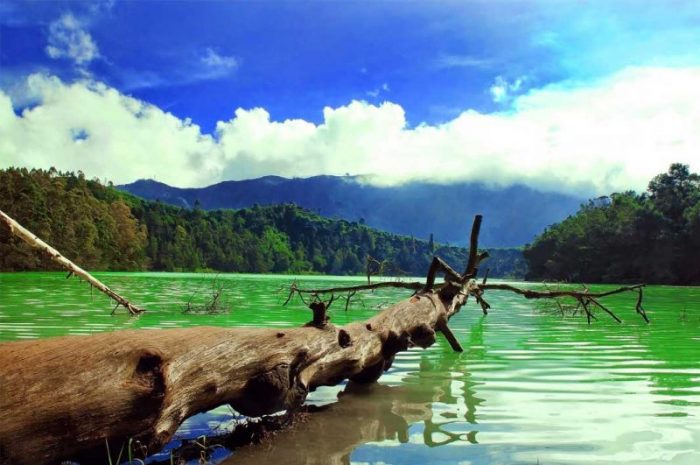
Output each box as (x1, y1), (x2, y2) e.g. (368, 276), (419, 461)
(119, 176), (584, 247)
(0, 168), (526, 277)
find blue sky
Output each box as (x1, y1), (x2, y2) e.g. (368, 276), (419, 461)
(1, 0), (699, 192)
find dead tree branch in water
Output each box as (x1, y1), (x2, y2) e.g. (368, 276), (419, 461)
(365, 255), (407, 284)
(286, 214), (648, 325)
(0, 208), (144, 315)
(182, 276), (232, 314)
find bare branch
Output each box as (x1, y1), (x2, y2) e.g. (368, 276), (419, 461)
(436, 319), (463, 352)
(365, 255), (386, 285)
(344, 291), (356, 312)
(635, 288), (650, 323)
(589, 297), (622, 324)
(463, 214), (483, 279)
(0, 209), (144, 315)
(424, 256), (462, 291)
(288, 279), (649, 324)
(289, 280), (424, 296)
(481, 283), (645, 300)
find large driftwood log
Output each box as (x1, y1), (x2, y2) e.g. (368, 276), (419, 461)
(0, 283), (464, 464)
(0, 216), (648, 465)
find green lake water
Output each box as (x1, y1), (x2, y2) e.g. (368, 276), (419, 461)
(1, 272), (699, 464)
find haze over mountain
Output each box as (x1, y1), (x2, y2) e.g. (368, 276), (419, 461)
(119, 176), (584, 247)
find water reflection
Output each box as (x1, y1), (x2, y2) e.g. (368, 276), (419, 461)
(222, 382), (431, 465)
(216, 317), (488, 465)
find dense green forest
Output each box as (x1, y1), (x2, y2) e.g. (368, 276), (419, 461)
(524, 163), (700, 285)
(0, 168), (526, 277)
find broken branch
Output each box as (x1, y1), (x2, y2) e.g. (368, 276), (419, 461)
(0, 209), (144, 315)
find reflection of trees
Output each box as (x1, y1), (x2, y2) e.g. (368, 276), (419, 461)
(222, 318), (489, 465)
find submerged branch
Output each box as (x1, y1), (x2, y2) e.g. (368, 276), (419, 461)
(481, 283), (644, 299)
(182, 276), (232, 314)
(285, 280), (423, 301)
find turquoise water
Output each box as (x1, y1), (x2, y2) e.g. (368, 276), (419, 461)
(1, 272), (699, 464)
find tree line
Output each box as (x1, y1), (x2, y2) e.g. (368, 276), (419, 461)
(524, 163), (700, 285)
(0, 168), (526, 277)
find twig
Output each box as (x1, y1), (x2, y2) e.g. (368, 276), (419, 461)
(344, 291), (356, 312)
(182, 277), (231, 314)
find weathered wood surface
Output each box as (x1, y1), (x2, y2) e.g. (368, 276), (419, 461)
(0, 289), (460, 465)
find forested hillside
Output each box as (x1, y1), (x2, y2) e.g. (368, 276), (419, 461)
(0, 168), (526, 277)
(0, 168), (147, 271)
(119, 175), (582, 248)
(524, 164), (700, 284)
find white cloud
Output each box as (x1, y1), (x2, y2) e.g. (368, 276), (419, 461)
(118, 48), (239, 90)
(1, 67), (699, 195)
(490, 75), (525, 103)
(89, 0), (117, 15)
(199, 48), (239, 78)
(45, 13), (99, 66)
(0, 74), (220, 187)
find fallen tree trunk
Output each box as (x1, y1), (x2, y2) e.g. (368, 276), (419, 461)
(0, 216), (648, 465)
(0, 284), (461, 464)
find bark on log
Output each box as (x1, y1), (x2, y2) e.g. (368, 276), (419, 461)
(0, 289), (461, 465)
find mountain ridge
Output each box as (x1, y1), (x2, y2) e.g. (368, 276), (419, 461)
(0, 168), (526, 277)
(119, 176), (584, 247)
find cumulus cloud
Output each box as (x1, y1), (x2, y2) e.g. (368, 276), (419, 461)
(45, 13), (99, 66)
(1, 67), (698, 195)
(0, 74), (220, 186)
